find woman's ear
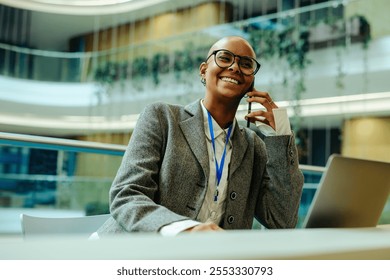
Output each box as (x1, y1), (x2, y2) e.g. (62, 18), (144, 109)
(199, 62), (207, 76)
(199, 62), (207, 86)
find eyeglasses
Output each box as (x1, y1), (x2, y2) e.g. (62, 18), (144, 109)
(205, 49), (261, 76)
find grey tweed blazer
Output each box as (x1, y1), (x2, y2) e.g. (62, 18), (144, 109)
(97, 99), (304, 235)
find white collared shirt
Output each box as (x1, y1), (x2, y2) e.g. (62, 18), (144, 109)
(196, 101), (234, 225)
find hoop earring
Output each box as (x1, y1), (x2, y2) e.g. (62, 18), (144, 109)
(201, 77), (206, 86)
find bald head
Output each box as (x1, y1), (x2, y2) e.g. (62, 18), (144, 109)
(208, 36), (256, 58)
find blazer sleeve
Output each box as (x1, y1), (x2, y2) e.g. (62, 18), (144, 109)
(108, 103), (190, 233)
(254, 133), (304, 229)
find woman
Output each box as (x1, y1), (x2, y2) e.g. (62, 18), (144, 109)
(96, 36), (304, 236)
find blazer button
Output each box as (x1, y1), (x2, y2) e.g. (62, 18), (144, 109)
(227, 215), (235, 224)
(289, 150), (294, 157)
(230, 191), (237, 200)
(290, 159), (295, 165)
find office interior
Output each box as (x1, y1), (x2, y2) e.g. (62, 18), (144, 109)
(0, 0), (389, 257)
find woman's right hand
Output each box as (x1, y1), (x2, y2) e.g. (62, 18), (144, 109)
(184, 222), (224, 232)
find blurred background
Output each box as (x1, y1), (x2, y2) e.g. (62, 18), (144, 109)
(0, 0), (389, 234)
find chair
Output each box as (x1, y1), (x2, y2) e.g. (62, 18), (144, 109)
(20, 213), (110, 239)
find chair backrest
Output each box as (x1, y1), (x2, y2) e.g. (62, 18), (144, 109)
(20, 213), (110, 239)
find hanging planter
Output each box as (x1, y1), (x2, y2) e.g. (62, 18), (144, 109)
(93, 46), (206, 88)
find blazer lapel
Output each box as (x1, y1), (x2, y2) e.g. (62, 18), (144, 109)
(229, 122), (249, 176)
(179, 100), (209, 179)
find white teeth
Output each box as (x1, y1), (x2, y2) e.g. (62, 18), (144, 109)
(221, 77), (238, 84)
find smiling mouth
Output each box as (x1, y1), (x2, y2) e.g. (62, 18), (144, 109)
(221, 77), (239, 85)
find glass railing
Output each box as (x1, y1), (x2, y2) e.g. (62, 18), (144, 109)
(0, 132), (125, 235)
(0, 132), (388, 235)
(0, 1), (350, 84)
(297, 165), (324, 227)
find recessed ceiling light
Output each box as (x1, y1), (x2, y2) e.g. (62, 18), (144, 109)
(0, 0), (170, 15)
(30, 0), (138, 7)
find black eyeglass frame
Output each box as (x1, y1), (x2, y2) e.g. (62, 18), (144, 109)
(205, 49), (261, 76)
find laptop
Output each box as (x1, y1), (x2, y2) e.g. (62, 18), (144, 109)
(302, 154), (390, 228)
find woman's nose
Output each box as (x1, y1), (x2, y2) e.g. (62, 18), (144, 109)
(228, 58), (241, 73)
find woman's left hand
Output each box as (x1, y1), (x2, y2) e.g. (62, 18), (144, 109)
(245, 88), (278, 130)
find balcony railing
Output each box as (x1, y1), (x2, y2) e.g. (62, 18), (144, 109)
(0, 1), (367, 85)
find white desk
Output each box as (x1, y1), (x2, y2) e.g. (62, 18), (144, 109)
(1, 227), (390, 260)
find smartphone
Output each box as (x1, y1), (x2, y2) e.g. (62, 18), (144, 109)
(246, 80), (255, 128)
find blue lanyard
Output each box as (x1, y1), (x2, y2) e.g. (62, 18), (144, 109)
(207, 111), (233, 201)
